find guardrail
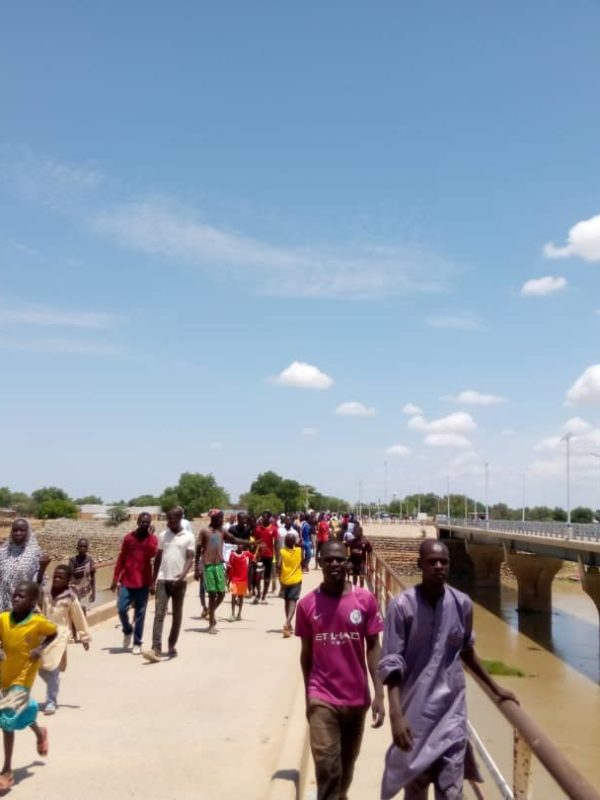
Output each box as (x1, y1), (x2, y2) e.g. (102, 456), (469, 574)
(445, 518), (600, 543)
(367, 550), (600, 800)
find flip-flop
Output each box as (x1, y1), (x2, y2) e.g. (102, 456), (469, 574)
(0, 772), (14, 791)
(37, 727), (49, 757)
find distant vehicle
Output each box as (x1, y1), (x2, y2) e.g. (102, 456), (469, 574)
(416, 512), (429, 522)
(435, 514), (448, 523)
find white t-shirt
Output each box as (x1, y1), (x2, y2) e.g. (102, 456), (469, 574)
(157, 528), (195, 581)
(279, 525), (299, 544)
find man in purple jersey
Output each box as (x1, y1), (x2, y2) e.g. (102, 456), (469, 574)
(295, 539), (385, 800)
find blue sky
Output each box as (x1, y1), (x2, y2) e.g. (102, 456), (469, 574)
(1, 2), (600, 508)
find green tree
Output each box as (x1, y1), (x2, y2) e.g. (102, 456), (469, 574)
(36, 498), (78, 519)
(31, 487), (71, 511)
(128, 494), (160, 506)
(75, 495), (103, 505)
(0, 488), (12, 508)
(8, 492), (33, 515)
(552, 507), (567, 522)
(160, 473), (229, 518)
(571, 506), (595, 524)
(250, 471), (284, 497)
(527, 506), (554, 522)
(106, 504), (129, 526)
(244, 492), (284, 517)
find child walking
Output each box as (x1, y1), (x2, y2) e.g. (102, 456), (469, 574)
(227, 544), (251, 622)
(68, 538), (96, 615)
(278, 533), (302, 638)
(39, 565), (90, 715)
(0, 581), (57, 791)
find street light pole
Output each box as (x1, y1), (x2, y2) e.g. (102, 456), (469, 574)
(590, 454), (600, 521)
(484, 462), (490, 529)
(521, 473), (526, 523)
(561, 432), (573, 533)
(446, 475), (451, 522)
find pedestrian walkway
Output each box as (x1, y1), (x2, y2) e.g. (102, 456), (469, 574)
(13, 573), (321, 800)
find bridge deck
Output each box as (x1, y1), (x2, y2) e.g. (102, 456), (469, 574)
(14, 574), (321, 800)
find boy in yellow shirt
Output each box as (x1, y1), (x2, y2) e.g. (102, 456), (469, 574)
(0, 581), (57, 791)
(279, 533), (303, 638)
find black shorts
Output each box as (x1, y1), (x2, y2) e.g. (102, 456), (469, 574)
(350, 559), (366, 577)
(282, 582), (302, 601)
(261, 556), (273, 581)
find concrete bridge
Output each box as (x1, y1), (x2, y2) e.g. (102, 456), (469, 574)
(437, 519), (600, 616)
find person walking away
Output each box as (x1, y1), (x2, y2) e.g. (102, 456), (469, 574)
(346, 525), (372, 588)
(144, 508), (195, 662)
(111, 512), (158, 655)
(295, 540), (385, 800)
(227, 543), (251, 621)
(378, 540), (517, 800)
(39, 565), (90, 715)
(68, 538), (96, 615)
(300, 513), (313, 572)
(279, 533), (302, 637)
(0, 581), (57, 791)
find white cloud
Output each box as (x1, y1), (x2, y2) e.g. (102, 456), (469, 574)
(301, 427), (318, 437)
(209, 442), (223, 450)
(446, 390), (507, 406)
(271, 361), (333, 390)
(402, 403), (422, 416)
(385, 444), (411, 456)
(0, 336), (120, 356)
(544, 214), (600, 262)
(563, 416), (593, 435)
(520, 276), (567, 297)
(425, 313), (481, 330)
(408, 411), (476, 435)
(0, 303), (113, 329)
(527, 459), (563, 478)
(424, 433), (472, 448)
(0, 145), (104, 211)
(566, 365), (600, 406)
(92, 199), (454, 299)
(335, 402), (377, 417)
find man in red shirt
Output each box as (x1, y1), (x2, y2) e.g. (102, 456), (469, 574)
(315, 514), (330, 570)
(111, 512), (159, 654)
(254, 510), (278, 603)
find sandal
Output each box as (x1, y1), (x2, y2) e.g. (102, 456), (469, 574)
(37, 726), (49, 757)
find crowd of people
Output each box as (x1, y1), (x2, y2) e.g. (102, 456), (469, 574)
(0, 507), (517, 798)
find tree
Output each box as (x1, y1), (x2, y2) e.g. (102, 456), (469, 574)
(32, 487), (71, 505)
(36, 498), (78, 520)
(160, 473), (229, 518)
(8, 492), (33, 515)
(250, 471), (284, 497)
(244, 492), (284, 517)
(75, 495), (103, 505)
(128, 494), (160, 506)
(571, 506), (595, 524)
(552, 507), (567, 522)
(106, 504), (129, 526)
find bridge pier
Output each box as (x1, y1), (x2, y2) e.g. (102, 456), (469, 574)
(465, 542), (504, 588)
(578, 559), (600, 619)
(505, 551), (562, 613)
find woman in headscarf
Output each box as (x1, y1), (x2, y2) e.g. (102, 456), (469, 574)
(0, 519), (50, 611)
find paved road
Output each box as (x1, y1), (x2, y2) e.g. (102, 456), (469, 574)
(14, 572), (321, 800)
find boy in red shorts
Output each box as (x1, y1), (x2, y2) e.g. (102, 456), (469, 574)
(227, 543), (251, 622)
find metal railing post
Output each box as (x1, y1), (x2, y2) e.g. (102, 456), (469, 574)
(513, 730), (533, 800)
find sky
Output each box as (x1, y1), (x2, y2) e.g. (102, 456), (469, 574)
(1, 2), (600, 509)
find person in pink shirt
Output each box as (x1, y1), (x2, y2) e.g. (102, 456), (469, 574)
(295, 539), (385, 800)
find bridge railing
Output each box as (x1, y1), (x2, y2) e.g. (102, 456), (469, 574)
(446, 518), (600, 542)
(367, 550), (600, 800)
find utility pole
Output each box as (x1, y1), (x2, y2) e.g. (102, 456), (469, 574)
(561, 432), (573, 535)
(383, 460), (388, 507)
(590, 454), (600, 521)
(358, 480), (363, 519)
(446, 475), (451, 522)
(521, 473), (526, 523)
(484, 462), (490, 529)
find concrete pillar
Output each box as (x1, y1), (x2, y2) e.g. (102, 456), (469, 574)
(505, 552), (562, 613)
(465, 542), (504, 588)
(578, 560), (600, 619)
